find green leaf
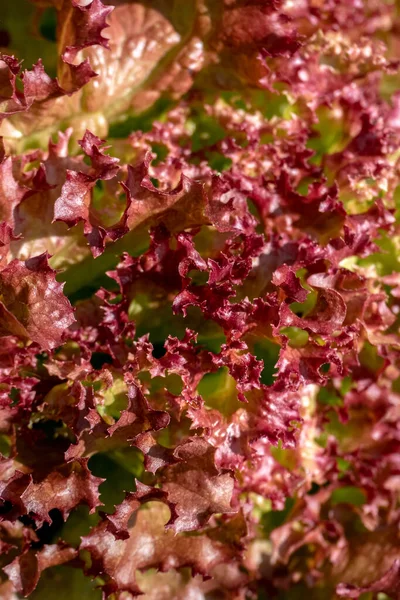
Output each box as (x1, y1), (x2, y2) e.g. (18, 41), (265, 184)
(331, 486), (366, 507)
(29, 565), (101, 600)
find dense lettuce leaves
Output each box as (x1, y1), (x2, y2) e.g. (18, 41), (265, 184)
(1, 0), (400, 598)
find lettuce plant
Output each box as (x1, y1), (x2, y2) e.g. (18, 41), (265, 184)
(1, 1), (400, 598)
